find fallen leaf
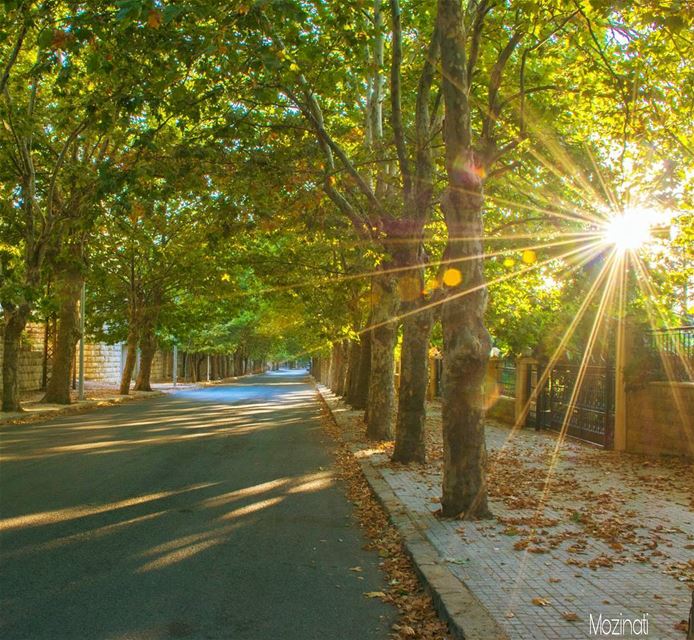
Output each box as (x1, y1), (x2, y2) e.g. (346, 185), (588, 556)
(349, 566), (363, 572)
(532, 597), (550, 606)
(549, 577), (561, 583)
(364, 591), (386, 599)
(562, 612), (579, 621)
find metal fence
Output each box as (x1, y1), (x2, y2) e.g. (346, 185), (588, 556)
(526, 360), (614, 448)
(498, 358), (516, 397)
(431, 357), (516, 399)
(645, 326), (693, 382)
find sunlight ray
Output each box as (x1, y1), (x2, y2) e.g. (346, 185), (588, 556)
(498, 243), (617, 446)
(505, 249), (620, 609)
(243, 234), (603, 298)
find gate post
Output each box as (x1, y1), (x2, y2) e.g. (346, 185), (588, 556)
(613, 320), (631, 452)
(515, 357), (531, 426)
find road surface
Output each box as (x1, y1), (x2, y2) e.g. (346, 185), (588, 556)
(0, 370), (395, 639)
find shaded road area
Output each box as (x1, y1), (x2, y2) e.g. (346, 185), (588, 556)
(0, 370), (395, 640)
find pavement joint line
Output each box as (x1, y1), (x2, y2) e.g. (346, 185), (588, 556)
(314, 379), (510, 640)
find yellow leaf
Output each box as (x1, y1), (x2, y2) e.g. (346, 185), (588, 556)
(364, 591), (386, 599)
(532, 597), (550, 606)
(147, 10), (162, 28)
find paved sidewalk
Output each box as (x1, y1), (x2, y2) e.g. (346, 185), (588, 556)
(317, 384), (694, 640)
(0, 379), (241, 426)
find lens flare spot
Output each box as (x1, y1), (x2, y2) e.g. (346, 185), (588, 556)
(503, 257), (516, 268)
(521, 250), (537, 264)
(442, 268), (462, 287)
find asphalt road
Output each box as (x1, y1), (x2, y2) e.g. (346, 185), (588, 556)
(0, 370), (395, 640)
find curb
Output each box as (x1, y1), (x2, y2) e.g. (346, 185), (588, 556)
(0, 373), (258, 428)
(0, 390), (167, 427)
(315, 382), (509, 640)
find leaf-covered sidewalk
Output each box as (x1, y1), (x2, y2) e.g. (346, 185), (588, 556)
(320, 386), (694, 640)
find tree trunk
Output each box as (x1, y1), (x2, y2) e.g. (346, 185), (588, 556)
(134, 324), (157, 391)
(393, 306), (433, 464)
(328, 345), (338, 389)
(439, 190), (491, 518)
(352, 330), (371, 410)
(438, 0), (492, 519)
(336, 340), (350, 396)
(44, 271), (83, 404)
(366, 274), (399, 440)
(1, 304), (31, 412)
(344, 340), (361, 406)
(119, 328), (138, 395)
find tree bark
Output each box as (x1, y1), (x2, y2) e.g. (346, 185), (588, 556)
(134, 324), (157, 391)
(438, 0), (492, 519)
(334, 341), (349, 396)
(44, 270), (83, 404)
(352, 330), (372, 410)
(1, 304), (31, 412)
(393, 304), (433, 464)
(366, 274), (399, 440)
(344, 340), (361, 405)
(119, 327), (138, 395)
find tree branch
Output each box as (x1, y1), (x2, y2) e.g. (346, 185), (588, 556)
(0, 2), (31, 95)
(466, 0), (492, 85)
(481, 30), (523, 147)
(389, 0), (411, 194)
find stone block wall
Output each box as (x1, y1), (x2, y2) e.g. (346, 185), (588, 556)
(625, 382), (694, 459)
(83, 343), (122, 383)
(150, 350), (172, 382)
(0, 323), (47, 393)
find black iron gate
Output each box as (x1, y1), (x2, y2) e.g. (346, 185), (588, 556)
(526, 360), (614, 448)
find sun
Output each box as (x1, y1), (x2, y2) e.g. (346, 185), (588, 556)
(603, 206), (662, 252)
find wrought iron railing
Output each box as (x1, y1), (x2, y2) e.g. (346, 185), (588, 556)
(645, 326), (693, 382)
(526, 360), (614, 448)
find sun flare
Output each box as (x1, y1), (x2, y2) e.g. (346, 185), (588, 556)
(603, 206), (665, 252)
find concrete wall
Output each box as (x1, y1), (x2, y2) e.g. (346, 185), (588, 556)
(486, 395), (516, 424)
(625, 382), (694, 459)
(484, 357), (516, 425)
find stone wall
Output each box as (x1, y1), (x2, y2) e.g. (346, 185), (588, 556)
(150, 350), (171, 382)
(84, 342), (122, 383)
(0, 323), (47, 393)
(625, 382), (694, 459)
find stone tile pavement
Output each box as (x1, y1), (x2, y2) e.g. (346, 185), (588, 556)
(318, 384), (694, 640)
